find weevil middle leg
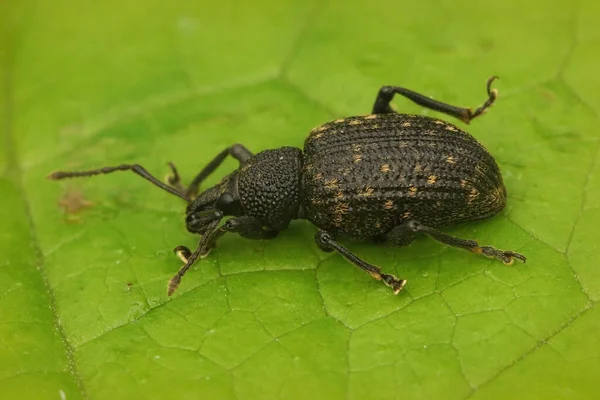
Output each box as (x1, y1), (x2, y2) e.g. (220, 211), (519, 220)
(371, 76), (498, 124)
(314, 230), (407, 294)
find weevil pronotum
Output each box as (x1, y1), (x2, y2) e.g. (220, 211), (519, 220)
(49, 76), (526, 296)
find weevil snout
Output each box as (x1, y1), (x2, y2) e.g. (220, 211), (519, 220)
(185, 209), (223, 234)
(184, 171), (243, 234)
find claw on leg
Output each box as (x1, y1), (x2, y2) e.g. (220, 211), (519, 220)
(463, 76), (499, 123)
(381, 274), (407, 295)
(315, 230), (408, 295)
(174, 245), (192, 263)
(166, 162), (186, 194)
(471, 246), (527, 265)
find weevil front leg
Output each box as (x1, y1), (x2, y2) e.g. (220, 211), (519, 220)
(173, 216), (279, 263)
(169, 216), (279, 295)
(383, 220), (526, 265)
(315, 230), (407, 294)
(221, 216), (280, 240)
(167, 144), (254, 199)
(371, 76), (498, 124)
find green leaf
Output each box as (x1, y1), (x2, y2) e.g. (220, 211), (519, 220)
(1, 0), (598, 399)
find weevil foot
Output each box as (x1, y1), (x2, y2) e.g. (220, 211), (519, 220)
(173, 245), (192, 263)
(381, 274), (407, 295)
(464, 76), (499, 123)
(474, 246), (527, 265)
(166, 162), (186, 193)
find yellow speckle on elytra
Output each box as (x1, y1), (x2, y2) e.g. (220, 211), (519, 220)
(359, 187), (374, 197)
(409, 186), (418, 196)
(314, 125), (327, 132)
(434, 120), (445, 125)
(446, 156), (456, 164)
(401, 121), (411, 127)
(445, 125), (458, 132)
(334, 119), (345, 123)
(353, 154), (362, 163)
(324, 178), (339, 189)
(427, 175), (437, 184)
(384, 199), (394, 209)
(468, 187), (480, 203)
(365, 114), (378, 119)
(334, 202), (350, 215)
(349, 119), (362, 125)
(380, 164), (391, 173)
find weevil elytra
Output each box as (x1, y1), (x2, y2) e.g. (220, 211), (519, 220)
(49, 76), (526, 296)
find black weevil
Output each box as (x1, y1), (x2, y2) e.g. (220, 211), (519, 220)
(49, 76), (526, 296)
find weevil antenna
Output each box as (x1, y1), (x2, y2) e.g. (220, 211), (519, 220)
(48, 164), (190, 201)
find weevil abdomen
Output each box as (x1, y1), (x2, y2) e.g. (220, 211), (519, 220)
(301, 113), (506, 240)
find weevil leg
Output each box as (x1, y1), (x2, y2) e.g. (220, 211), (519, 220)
(168, 218), (224, 295)
(48, 164), (189, 201)
(314, 230), (407, 294)
(173, 245), (192, 263)
(394, 220), (526, 265)
(222, 216), (279, 240)
(168, 216), (279, 295)
(371, 76), (499, 124)
(168, 243), (204, 296)
(184, 144), (253, 198)
(166, 162), (187, 194)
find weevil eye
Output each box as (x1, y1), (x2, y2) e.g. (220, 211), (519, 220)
(216, 192), (242, 216)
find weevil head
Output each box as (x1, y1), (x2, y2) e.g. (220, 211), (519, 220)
(185, 171), (242, 234)
(185, 146), (304, 234)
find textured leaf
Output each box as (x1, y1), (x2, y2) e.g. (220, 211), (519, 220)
(1, 0), (598, 399)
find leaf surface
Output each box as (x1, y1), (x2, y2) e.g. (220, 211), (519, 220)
(1, 0), (598, 399)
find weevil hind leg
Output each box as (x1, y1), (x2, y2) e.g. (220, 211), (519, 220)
(387, 220), (526, 265)
(314, 230), (406, 294)
(371, 76), (498, 124)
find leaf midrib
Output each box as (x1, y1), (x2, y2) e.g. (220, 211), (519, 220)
(1, 22), (87, 399)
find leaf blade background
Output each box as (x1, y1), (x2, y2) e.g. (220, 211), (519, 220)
(1, 0), (598, 399)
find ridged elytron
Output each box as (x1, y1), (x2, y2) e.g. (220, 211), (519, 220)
(49, 76), (526, 296)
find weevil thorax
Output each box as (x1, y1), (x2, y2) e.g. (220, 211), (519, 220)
(237, 146), (303, 231)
